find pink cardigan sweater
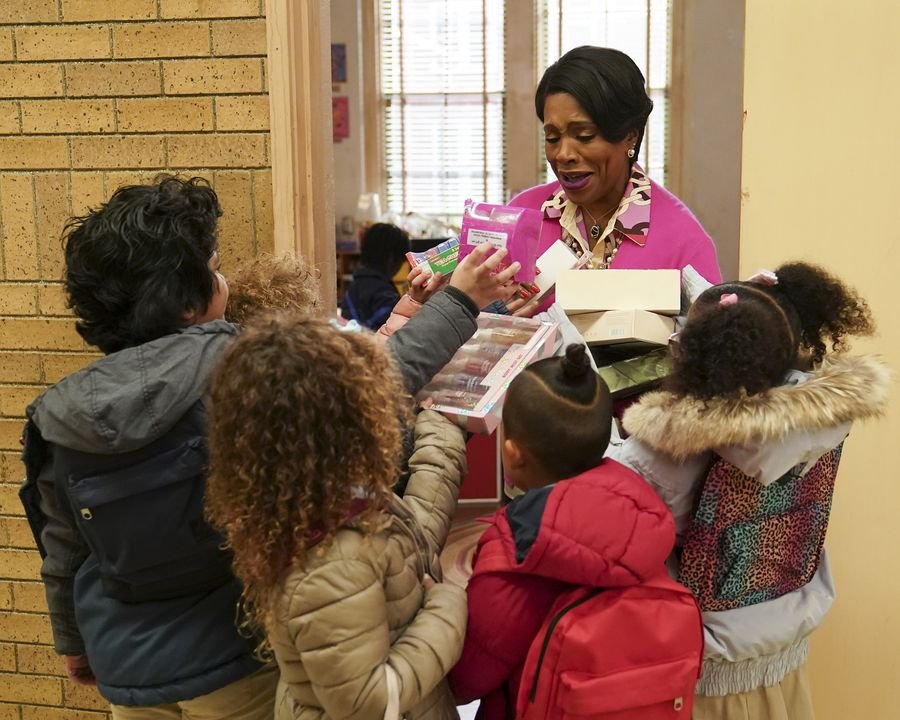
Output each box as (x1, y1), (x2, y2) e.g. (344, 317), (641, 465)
(509, 179), (722, 308)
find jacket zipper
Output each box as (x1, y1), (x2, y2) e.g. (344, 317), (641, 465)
(529, 589), (602, 702)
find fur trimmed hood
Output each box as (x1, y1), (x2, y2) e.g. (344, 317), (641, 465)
(622, 354), (890, 460)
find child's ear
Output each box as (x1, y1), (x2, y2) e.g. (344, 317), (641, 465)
(503, 438), (526, 471)
(181, 307), (199, 325)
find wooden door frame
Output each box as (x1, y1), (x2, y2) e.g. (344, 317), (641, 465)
(265, 0), (337, 312)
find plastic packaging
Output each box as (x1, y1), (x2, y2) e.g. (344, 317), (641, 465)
(405, 237), (460, 277)
(457, 200), (542, 284)
(416, 312), (559, 433)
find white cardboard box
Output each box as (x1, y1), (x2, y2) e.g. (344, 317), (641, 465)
(570, 309), (675, 348)
(530, 239), (586, 304)
(556, 269), (682, 315)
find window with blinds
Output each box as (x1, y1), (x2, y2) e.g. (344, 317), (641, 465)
(537, 0), (672, 184)
(380, 0), (505, 220)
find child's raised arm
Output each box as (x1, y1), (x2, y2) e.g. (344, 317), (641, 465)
(385, 244), (520, 395)
(400, 410), (467, 552)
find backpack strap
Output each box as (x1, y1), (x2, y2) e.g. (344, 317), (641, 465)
(366, 303), (393, 329)
(343, 288), (362, 323)
(383, 663), (401, 720)
(19, 419), (50, 558)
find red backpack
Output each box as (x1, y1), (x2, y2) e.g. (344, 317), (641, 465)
(516, 574), (704, 719)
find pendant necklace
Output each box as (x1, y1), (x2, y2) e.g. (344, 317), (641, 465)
(581, 204), (622, 270)
(582, 204), (617, 242)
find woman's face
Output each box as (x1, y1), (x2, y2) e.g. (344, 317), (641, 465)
(542, 92), (637, 212)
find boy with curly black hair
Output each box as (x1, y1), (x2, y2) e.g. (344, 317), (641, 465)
(19, 175), (520, 718)
(20, 176), (279, 719)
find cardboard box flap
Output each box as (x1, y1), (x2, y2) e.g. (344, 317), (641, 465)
(571, 309), (675, 347)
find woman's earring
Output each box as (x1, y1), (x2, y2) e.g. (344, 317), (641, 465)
(627, 147), (636, 159)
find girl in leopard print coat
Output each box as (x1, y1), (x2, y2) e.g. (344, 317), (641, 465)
(608, 262), (888, 720)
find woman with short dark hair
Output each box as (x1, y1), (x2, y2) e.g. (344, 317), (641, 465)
(510, 46), (722, 313)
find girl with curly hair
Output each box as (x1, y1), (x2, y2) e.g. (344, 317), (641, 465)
(610, 262), (889, 720)
(224, 253), (320, 326)
(206, 313), (469, 720)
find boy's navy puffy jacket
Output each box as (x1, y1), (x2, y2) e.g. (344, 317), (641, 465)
(19, 289), (480, 707)
(20, 322), (261, 706)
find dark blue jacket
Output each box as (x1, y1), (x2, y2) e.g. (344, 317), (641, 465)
(20, 322), (262, 706)
(340, 266), (401, 330)
(19, 290), (482, 707)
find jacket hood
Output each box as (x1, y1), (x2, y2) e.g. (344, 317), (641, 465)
(622, 354), (890, 461)
(483, 460), (674, 588)
(28, 321), (239, 454)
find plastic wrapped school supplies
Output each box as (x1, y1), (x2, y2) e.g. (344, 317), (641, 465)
(417, 313), (559, 434)
(596, 347), (670, 400)
(457, 200), (542, 284)
(405, 237), (460, 277)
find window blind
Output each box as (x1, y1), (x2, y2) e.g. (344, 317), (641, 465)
(537, 0), (672, 184)
(380, 0), (505, 220)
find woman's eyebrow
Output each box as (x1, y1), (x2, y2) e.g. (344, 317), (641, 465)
(543, 120), (595, 132)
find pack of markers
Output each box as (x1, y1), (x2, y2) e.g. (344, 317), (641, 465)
(406, 238), (460, 277)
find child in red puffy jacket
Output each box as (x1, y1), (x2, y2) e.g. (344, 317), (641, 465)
(448, 344), (676, 719)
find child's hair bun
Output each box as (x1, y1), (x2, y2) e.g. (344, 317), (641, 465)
(561, 343), (592, 382)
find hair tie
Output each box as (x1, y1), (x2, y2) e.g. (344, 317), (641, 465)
(719, 293), (739, 306)
(747, 269), (779, 286)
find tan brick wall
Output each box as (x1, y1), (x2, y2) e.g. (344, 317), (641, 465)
(0, 1), (272, 716)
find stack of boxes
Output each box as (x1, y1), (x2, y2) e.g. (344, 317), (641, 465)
(556, 269), (683, 399)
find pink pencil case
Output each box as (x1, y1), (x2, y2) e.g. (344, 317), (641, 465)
(458, 200), (542, 284)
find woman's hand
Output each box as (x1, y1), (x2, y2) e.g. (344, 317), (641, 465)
(449, 244), (521, 309)
(503, 283), (543, 318)
(407, 265), (445, 304)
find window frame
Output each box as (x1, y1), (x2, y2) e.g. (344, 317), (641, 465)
(364, 0), (684, 208)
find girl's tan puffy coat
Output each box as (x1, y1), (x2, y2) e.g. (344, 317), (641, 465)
(269, 410), (468, 720)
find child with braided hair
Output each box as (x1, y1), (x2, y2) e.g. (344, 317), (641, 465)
(611, 261), (888, 719)
(449, 344), (677, 719)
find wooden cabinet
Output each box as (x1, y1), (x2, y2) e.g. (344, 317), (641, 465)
(336, 250), (360, 303)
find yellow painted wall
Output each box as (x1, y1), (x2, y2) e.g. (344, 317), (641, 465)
(740, 2), (900, 717)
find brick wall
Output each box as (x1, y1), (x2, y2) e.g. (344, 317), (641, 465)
(0, 1), (272, 716)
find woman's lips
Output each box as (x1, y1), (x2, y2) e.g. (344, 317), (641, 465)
(559, 172), (592, 191)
